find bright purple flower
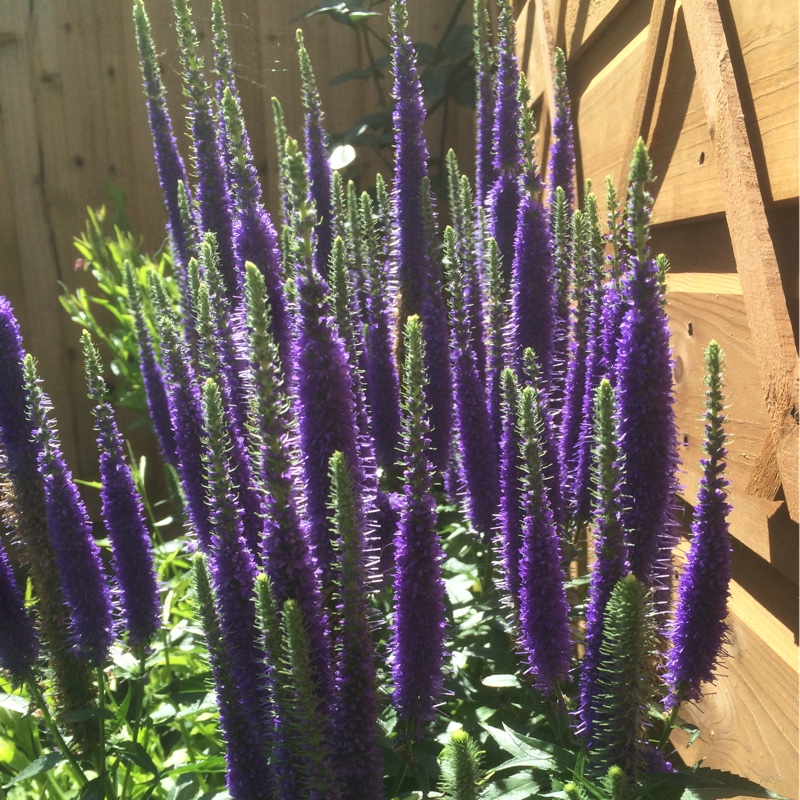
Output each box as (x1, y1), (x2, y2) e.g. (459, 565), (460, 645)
(445, 228), (500, 540)
(173, 0), (239, 302)
(0, 537), (38, 683)
(0, 298), (94, 717)
(547, 47), (575, 213)
(578, 379), (628, 746)
(221, 88), (293, 376)
(83, 334), (160, 648)
(474, 0), (496, 207)
(298, 31), (335, 281)
(517, 385), (572, 694)
(150, 276), (213, 552)
(329, 453), (383, 799)
(244, 264), (331, 702)
(294, 263), (363, 589)
(123, 264), (179, 469)
(615, 141), (679, 594)
(132, 0), (197, 284)
(665, 341), (731, 708)
(392, 315), (447, 738)
(487, 3), (524, 282)
(201, 378), (272, 795)
(511, 186), (554, 378)
(193, 554), (270, 800)
(24, 357), (113, 666)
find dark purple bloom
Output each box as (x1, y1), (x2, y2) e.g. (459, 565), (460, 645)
(132, 0), (197, 284)
(201, 378), (272, 795)
(294, 263), (363, 589)
(329, 453), (383, 799)
(389, 0), (431, 333)
(0, 536), (38, 683)
(445, 228), (500, 540)
(615, 141), (679, 594)
(123, 263), (179, 469)
(511, 186), (554, 378)
(547, 47), (575, 212)
(665, 342), (731, 708)
(244, 264), (331, 701)
(221, 88), (293, 376)
(173, 0), (239, 302)
(193, 554), (271, 800)
(298, 31), (335, 281)
(83, 334), (160, 648)
(150, 276), (213, 551)
(473, 0), (496, 207)
(487, 2), (524, 282)
(578, 379), (628, 746)
(517, 385), (572, 694)
(392, 315), (447, 738)
(24, 357), (113, 666)
(361, 194), (402, 476)
(0, 297), (95, 720)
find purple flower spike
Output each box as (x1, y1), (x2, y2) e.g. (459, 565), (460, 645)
(666, 342), (731, 708)
(579, 379), (628, 746)
(0, 536), (38, 683)
(83, 334), (160, 648)
(487, 3), (524, 282)
(485, 235), (510, 445)
(549, 186), (572, 406)
(392, 315), (447, 738)
(615, 140), (679, 595)
(24, 356), (114, 666)
(201, 378), (272, 795)
(444, 227), (500, 540)
(512, 186), (554, 379)
(390, 0), (431, 334)
(298, 30), (335, 281)
(173, 0), (239, 302)
(244, 264), (332, 701)
(123, 263), (179, 469)
(133, 0), (197, 284)
(474, 0), (497, 207)
(329, 452), (383, 799)
(150, 274), (213, 552)
(221, 88), (293, 376)
(0, 297), (94, 719)
(517, 385), (572, 694)
(547, 48), (576, 213)
(294, 262), (363, 590)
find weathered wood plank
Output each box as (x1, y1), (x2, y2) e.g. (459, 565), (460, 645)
(671, 568), (798, 799)
(682, 0), (799, 521)
(666, 274), (794, 580)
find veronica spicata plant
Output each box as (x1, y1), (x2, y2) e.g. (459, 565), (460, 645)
(0, 3), (777, 800)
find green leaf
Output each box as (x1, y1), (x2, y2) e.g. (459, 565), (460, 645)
(161, 756), (227, 777)
(481, 674), (521, 689)
(639, 767), (789, 800)
(481, 772), (543, 800)
(0, 692), (30, 715)
(78, 777), (107, 800)
(112, 741), (159, 776)
(2, 751), (65, 788)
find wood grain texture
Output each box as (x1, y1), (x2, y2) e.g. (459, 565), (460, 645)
(666, 274), (794, 580)
(682, 0), (799, 521)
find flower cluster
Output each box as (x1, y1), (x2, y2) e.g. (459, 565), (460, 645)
(0, 1), (735, 797)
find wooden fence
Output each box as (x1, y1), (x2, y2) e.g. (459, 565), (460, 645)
(516, 0), (798, 794)
(0, 0), (797, 794)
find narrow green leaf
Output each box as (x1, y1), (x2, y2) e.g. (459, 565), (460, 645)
(2, 752), (65, 788)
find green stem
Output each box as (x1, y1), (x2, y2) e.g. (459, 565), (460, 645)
(96, 667), (118, 800)
(176, 718), (209, 793)
(658, 702), (681, 751)
(25, 679), (88, 788)
(119, 649), (148, 800)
